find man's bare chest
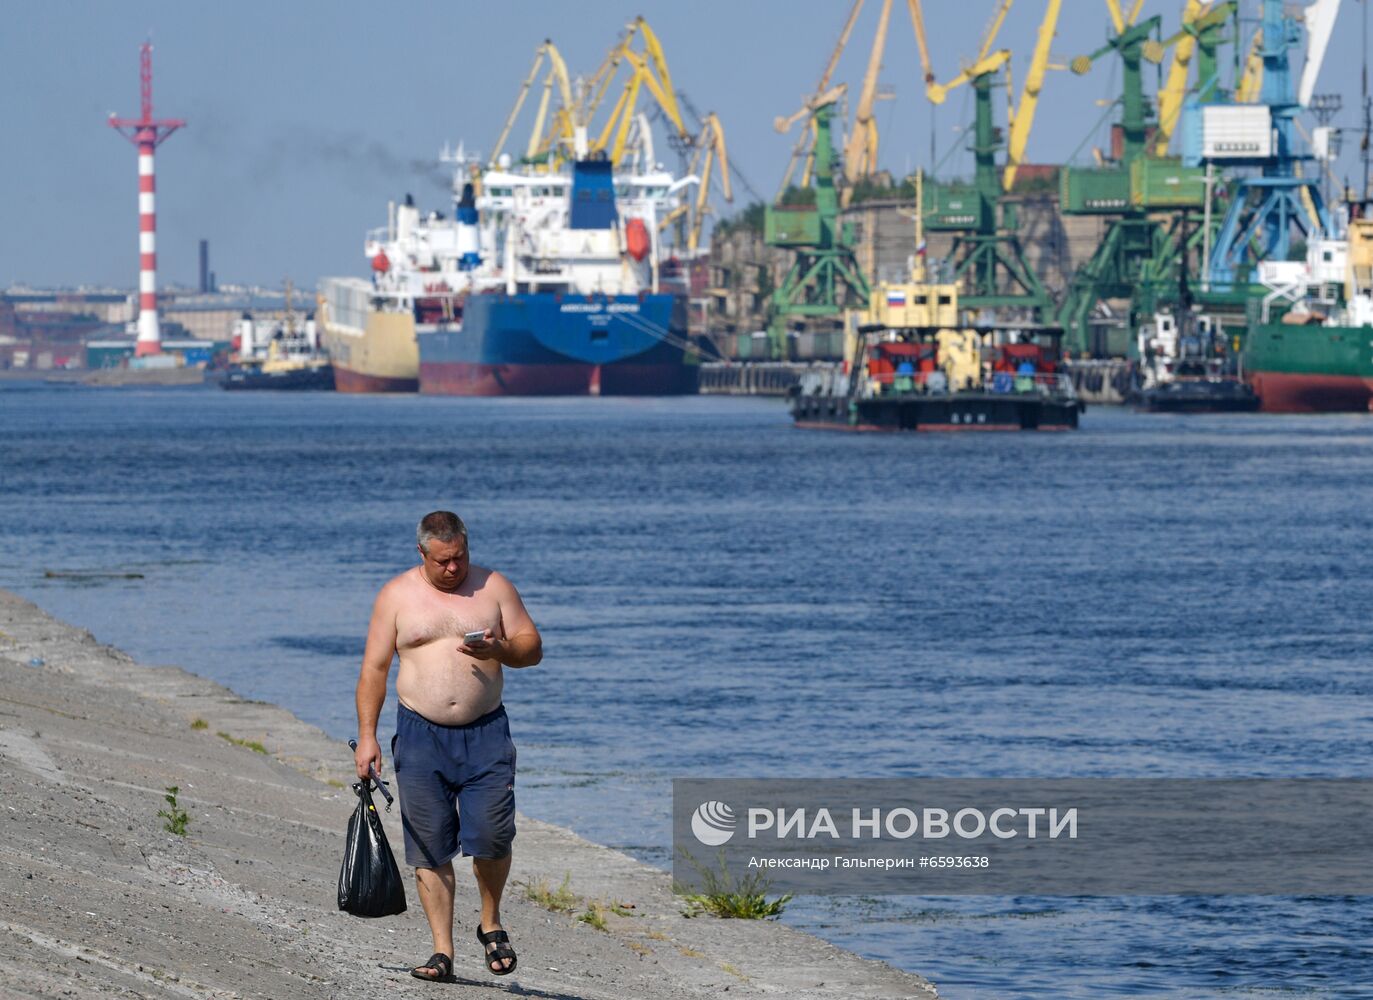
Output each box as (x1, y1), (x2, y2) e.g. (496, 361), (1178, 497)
(396, 591), (501, 649)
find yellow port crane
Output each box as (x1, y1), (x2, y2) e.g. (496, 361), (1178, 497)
(1152, 2), (1237, 155)
(913, 0), (1063, 194)
(1002, 0), (1063, 189)
(775, 1), (867, 197)
(658, 112), (733, 253)
(920, 0), (1015, 106)
(841, 0), (895, 197)
(489, 40), (575, 169)
(587, 16), (688, 166)
(778, 0), (934, 201)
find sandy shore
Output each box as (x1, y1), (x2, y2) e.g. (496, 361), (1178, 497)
(0, 590), (937, 999)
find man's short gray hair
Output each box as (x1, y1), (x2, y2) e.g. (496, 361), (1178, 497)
(417, 510), (468, 553)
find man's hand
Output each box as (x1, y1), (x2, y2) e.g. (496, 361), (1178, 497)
(459, 630), (506, 662)
(354, 735), (382, 781)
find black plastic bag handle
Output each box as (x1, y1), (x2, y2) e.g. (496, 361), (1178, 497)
(347, 738), (395, 811)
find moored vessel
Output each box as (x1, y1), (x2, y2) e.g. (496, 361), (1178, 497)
(221, 286), (333, 391)
(417, 156), (696, 396)
(1132, 311), (1257, 413)
(1243, 218), (1373, 412)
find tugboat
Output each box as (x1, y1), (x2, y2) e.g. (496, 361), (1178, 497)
(221, 283), (334, 391)
(1132, 218), (1258, 413)
(789, 273), (1082, 432)
(1132, 309), (1259, 413)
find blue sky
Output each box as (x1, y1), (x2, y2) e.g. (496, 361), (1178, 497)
(4, 1), (1370, 289)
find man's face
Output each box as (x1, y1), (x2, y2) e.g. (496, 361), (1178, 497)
(419, 536), (469, 590)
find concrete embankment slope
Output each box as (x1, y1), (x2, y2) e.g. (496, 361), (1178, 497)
(0, 590), (937, 999)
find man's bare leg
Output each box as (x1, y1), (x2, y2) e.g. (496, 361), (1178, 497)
(473, 853), (513, 972)
(413, 863), (455, 976)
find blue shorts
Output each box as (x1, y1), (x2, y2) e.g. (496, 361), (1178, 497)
(391, 703), (517, 867)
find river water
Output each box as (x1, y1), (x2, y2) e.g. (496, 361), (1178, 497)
(2, 381), (1370, 998)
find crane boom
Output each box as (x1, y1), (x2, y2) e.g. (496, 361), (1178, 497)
(977, 0), (1015, 61)
(1004, 0), (1063, 190)
(820, 0), (868, 91)
(635, 17), (686, 132)
(927, 49), (1010, 105)
(906, 0), (936, 83)
(776, 0), (866, 197)
(491, 42), (552, 166)
(843, 0), (894, 186)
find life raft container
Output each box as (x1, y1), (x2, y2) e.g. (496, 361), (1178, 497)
(625, 218), (650, 262)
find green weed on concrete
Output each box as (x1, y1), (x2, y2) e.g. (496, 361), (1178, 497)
(158, 786), (190, 836)
(674, 849), (791, 919)
(522, 872), (579, 913)
(217, 731), (268, 754)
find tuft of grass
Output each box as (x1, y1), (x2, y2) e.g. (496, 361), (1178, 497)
(645, 930), (669, 942)
(627, 940), (653, 957)
(157, 786), (190, 836)
(674, 849), (791, 920)
(189, 718), (208, 731)
(577, 902), (609, 931)
(609, 900), (636, 917)
(721, 962), (748, 981)
(522, 872), (579, 913)
(677, 944), (705, 959)
(217, 732), (268, 755)
(325, 778), (346, 789)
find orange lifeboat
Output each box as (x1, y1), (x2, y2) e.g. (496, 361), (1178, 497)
(371, 251), (390, 273)
(625, 218), (650, 262)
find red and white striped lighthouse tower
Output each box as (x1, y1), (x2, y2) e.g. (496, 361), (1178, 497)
(109, 43), (184, 357)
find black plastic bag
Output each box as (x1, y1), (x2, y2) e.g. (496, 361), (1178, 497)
(337, 779), (407, 917)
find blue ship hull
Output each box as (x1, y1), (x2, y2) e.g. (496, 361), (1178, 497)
(418, 293), (696, 396)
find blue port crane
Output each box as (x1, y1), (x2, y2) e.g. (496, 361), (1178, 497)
(1202, 0), (1337, 290)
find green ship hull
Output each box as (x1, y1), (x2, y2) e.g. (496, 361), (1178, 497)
(1243, 323), (1373, 413)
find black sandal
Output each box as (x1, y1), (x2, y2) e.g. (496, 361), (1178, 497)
(410, 952), (453, 982)
(476, 924), (517, 976)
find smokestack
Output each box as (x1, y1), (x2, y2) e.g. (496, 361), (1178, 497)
(199, 239), (209, 294)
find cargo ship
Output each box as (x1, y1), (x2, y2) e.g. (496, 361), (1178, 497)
(320, 142), (698, 396)
(1243, 218), (1373, 412)
(318, 175), (483, 393)
(418, 157), (695, 396)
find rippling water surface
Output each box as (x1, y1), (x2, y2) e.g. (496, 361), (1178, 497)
(2, 382), (1370, 998)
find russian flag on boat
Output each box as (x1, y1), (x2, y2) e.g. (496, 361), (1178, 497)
(887, 288), (907, 307)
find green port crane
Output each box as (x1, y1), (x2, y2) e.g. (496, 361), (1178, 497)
(911, 0), (1057, 316)
(764, 92), (871, 359)
(1054, 0), (1230, 356)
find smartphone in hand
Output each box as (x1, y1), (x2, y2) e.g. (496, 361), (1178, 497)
(463, 629), (489, 645)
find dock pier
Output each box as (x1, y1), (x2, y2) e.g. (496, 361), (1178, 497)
(698, 361), (839, 396)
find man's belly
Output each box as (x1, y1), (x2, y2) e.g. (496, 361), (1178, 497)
(396, 643), (504, 726)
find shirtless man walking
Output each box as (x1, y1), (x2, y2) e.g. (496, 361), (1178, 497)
(354, 511), (542, 982)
